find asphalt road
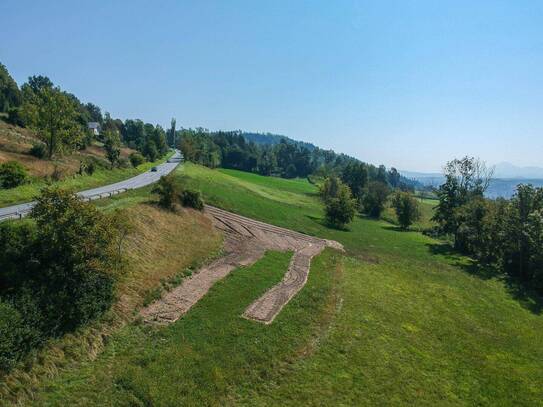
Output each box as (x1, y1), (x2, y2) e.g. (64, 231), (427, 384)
(0, 150), (183, 221)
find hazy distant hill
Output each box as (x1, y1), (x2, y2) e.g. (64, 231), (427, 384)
(401, 167), (543, 199)
(493, 162), (543, 179)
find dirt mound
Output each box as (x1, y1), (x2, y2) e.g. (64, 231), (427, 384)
(140, 205), (343, 325)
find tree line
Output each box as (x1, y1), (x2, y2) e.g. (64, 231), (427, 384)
(0, 62), (168, 165)
(432, 156), (543, 295)
(178, 127), (419, 186)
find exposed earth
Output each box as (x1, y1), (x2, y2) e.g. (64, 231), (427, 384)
(140, 205), (343, 325)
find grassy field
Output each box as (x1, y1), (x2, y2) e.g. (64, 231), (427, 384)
(0, 151), (173, 208)
(13, 163), (543, 405)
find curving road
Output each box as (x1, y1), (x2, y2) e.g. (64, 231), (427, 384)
(0, 150), (183, 221)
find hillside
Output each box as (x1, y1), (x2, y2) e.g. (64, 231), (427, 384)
(242, 131), (317, 151)
(23, 164), (542, 405)
(0, 121), (170, 207)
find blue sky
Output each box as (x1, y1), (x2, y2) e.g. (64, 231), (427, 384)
(2, 1), (542, 171)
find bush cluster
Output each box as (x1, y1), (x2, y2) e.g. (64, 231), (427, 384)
(153, 175), (204, 211)
(0, 188), (123, 373)
(0, 161), (27, 188)
(433, 157), (543, 294)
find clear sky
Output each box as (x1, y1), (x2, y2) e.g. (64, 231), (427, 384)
(2, 1), (542, 172)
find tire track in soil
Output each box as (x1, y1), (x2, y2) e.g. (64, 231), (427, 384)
(140, 205), (343, 325)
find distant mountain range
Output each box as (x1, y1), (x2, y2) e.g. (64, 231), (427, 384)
(492, 162), (543, 179)
(401, 163), (543, 199)
(402, 162), (543, 182)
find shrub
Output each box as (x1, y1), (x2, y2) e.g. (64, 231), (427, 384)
(29, 188), (118, 332)
(152, 175), (179, 210)
(320, 176), (341, 202)
(391, 191), (421, 230)
(0, 301), (26, 372)
(5, 107), (25, 127)
(180, 189), (204, 211)
(118, 157), (130, 168)
(129, 152), (145, 167)
(86, 161), (96, 175)
(363, 181), (390, 218)
(325, 183), (357, 229)
(0, 161), (27, 188)
(29, 143), (47, 158)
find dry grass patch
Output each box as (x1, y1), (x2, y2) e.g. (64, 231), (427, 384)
(117, 204), (223, 315)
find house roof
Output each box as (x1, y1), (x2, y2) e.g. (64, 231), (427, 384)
(88, 122), (100, 129)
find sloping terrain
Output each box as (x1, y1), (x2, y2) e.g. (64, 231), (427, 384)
(141, 205), (342, 325)
(10, 163), (543, 405)
(0, 202), (223, 404)
(0, 121), (133, 178)
(0, 121), (164, 208)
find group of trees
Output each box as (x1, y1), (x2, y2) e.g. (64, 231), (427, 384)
(178, 128), (421, 188)
(0, 62), (168, 165)
(320, 163), (420, 229)
(432, 156), (543, 294)
(0, 188), (127, 372)
(153, 175), (204, 211)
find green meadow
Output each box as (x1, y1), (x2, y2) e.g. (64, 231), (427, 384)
(29, 163), (543, 405)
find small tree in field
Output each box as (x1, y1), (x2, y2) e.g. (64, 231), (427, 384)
(103, 129), (121, 168)
(392, 191), (421, 230)
(325, 182), (357, 229)
(363, 181), (390, 218)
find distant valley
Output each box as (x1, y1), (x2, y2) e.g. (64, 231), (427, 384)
(402, 162), (543, 198)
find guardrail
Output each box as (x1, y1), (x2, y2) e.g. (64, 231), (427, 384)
(0, 187), (134, 222)
(0, 149), (184, 223)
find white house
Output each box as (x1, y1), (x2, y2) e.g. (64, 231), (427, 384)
(87, 122), (100, 136)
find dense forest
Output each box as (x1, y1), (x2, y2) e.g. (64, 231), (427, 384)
(177, 128), (418, 188)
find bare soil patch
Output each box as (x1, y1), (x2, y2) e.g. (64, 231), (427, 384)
(140, 205), (343, 325)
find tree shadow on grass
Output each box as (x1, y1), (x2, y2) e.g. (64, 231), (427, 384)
(382, 225), (408, 232)
(427, 241), (543, 315)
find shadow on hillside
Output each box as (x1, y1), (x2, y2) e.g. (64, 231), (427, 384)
(382, 225), (407, 232)
(427, 242), (543, 315)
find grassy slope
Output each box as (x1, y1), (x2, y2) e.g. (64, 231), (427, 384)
(0, 121), (173, 207)
(1, 200), (222, 404)
(28, 163), (543, 405)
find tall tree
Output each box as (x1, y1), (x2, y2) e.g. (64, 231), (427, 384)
(21, 86), (84, 158)
(0, 62), (22, 112)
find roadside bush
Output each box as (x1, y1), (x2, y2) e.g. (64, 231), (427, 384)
(129, 152), (145, 167)
(153, 175), (179, 210)
(0, 188), (122, 372)
(180, 189), (204, 211)
(86, 161), (96, 175)
(0, 161), (27, 188)
(29, 143), (47, 158)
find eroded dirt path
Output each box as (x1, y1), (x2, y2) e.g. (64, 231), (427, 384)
(140, 205), (343, 325)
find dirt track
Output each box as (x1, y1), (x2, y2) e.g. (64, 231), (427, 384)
(140, 205), (343, 325)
